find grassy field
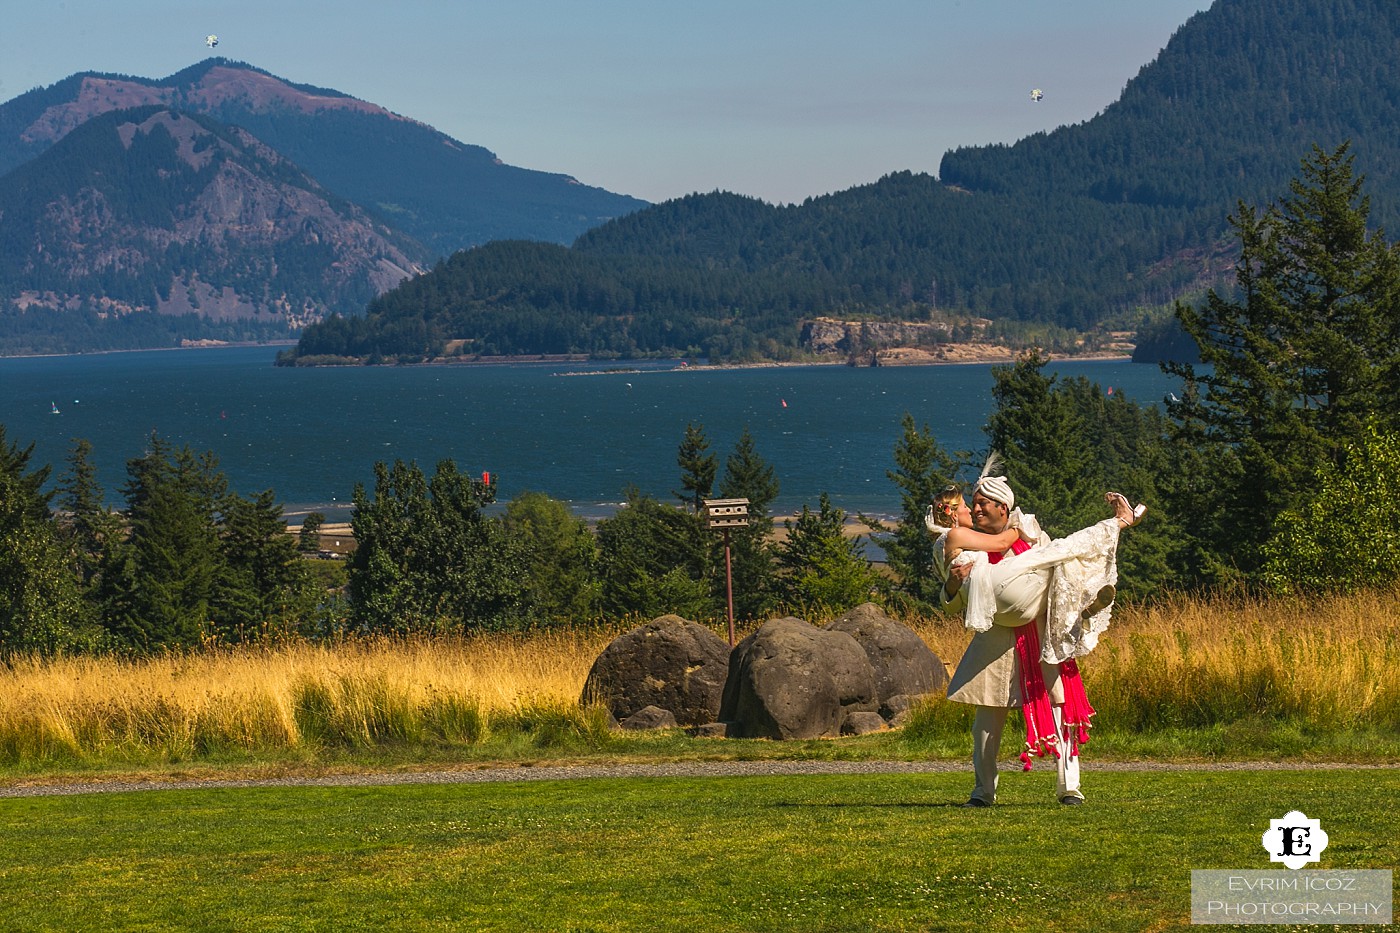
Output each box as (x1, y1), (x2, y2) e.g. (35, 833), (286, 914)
(3, 590), (1396, 930)
(1, 767), (1392, 932)
(2, 587), (1398, 780)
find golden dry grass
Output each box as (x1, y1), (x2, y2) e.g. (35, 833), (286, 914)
(1083, 587), (1400, 730)
(0, 630), (618, 765)
(2, 587), (1397, 768)
(910, 587), (1400, 726)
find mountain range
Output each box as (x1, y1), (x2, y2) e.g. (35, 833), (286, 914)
(286, 0), (1400, 365)
(0, 59), (646, 354)
(6, 0), (1400, 361)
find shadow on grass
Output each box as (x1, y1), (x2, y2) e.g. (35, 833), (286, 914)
(771, 800), (966, 809)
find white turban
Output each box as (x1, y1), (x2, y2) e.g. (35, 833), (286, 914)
(976, 475), (1015, 509)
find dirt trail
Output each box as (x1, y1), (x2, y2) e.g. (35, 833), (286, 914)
(0, 759), (1384, 798)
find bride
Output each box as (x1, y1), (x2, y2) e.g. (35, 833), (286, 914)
(925, 475), (1144, 665)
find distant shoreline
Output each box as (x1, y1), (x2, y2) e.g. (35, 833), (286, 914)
(3, 342), (1134, 368)
(0, 339), (297, 361)
(291, 348), (1135, 372)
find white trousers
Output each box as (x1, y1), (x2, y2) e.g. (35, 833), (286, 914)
(970, 704), (1083, 804)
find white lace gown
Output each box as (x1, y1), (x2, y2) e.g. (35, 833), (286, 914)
(933, 514), (1120, 665)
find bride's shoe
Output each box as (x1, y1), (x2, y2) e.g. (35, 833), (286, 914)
(1106, 492), (1147, 526)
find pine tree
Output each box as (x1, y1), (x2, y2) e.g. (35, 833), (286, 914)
(673, 423), (717, 513)
(0, 426), (85, 656)
(214, 489), (314, 639)
(298, 512), (325, 554)
(99, 436), (228, 650)
(876, 413), (961, 607)
(776, 493), (882, 613)
(1165, 143), (1400, 575)
(985, 352), (1101, 538)
(57, 438), (121, 594)
(714, 427), (781, 620)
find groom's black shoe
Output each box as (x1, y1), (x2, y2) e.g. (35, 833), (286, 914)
(961, 798), (992, 808)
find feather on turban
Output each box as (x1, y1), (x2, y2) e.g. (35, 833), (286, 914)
(974, 451), (1015, 509)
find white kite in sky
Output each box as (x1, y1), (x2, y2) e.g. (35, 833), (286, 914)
(206, 35), (219, 48)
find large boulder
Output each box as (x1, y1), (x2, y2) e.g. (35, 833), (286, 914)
(581, 615), (730, 726)
(719, 616), (878, 739)
(824, 603), (948, 716)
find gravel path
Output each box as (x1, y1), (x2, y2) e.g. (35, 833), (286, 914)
(0, 759), (1386, 798)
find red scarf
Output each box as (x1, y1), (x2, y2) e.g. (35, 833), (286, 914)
(990, 540), (1096, 770)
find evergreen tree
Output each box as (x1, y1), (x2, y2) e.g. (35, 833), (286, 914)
(715, 427), (781, 621)
(214, 489), (314, 639)
(1165, 143), (1400, 578)
(0, 426), (85, 656)
(595, 488), (711, 620)
(1052, 378), (1178, 598)
(985, 352), (1102, 538)
(775, 493), (882, 613)
(298, 511), (325, 554)
(57, 438), (121, 596)
(876, 414), (961, 607)
(99, 436), (226, 650)
(673, 423), (717, 513)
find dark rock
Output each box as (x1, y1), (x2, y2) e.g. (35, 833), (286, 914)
(581, 615), (730, 727)
(719, 616), (878, 740)
(883, 693), (915, 717)
(689, 722), (732, 738)
(889, 707), (916, 728)
(841, 711), (888, 735)
(824, 603), (948, 715)
(619, 705), (678, 731)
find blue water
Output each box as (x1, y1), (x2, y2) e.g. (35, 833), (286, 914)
(0, 347), (1184, 520)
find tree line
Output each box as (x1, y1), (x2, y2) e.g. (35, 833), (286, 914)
(5, 145), (1400, 655)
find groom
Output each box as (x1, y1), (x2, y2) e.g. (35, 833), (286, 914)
(940, 476), (1087, 807)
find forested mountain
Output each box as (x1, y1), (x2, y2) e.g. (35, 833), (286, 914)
(0, 106), (425, 354)
(286, 0), (1400, 365)
(0, 59), (647, 256)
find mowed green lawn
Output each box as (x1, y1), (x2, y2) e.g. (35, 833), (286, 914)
(1, 767), (1392, 932)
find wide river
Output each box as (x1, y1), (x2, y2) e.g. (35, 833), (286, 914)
(1, 347), (1183, 521)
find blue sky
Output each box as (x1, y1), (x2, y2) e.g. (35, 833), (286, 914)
(1, 0), (1213, 205)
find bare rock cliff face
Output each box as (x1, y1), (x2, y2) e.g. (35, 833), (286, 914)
(4, 108), (425, 325)
(799, 317), (953, 354)
(20, 66), (416, 149)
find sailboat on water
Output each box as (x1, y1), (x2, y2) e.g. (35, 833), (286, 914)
(50, 402), (60, 414)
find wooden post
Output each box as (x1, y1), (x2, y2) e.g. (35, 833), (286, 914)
(723, 527), (735, 646)
(704, 498), (749, 648)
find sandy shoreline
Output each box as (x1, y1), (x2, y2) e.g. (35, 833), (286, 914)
(291, 514), (892, 558)
(4, 341), (1133, 368)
